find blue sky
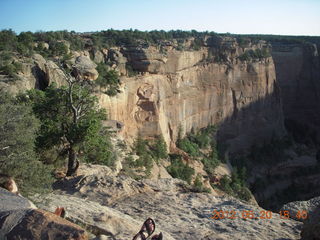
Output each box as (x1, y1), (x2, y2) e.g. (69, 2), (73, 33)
(1, 0), (319, 35)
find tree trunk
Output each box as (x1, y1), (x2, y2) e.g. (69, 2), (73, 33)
(66, 147), (79, 176)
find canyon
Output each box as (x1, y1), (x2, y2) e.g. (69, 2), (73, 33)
(1, 32), (320, 239)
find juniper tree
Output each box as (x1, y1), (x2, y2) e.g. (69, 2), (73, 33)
(0, 90), (53, 194)
(23, 67), (114, 176)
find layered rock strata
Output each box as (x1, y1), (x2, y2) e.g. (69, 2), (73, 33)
(101, 37), (285, 152)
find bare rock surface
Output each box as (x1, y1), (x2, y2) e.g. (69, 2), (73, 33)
(4, 209), (88, 240)
(111, 185), (302, 240)
(52, 164), (154, 205)
(0, 188), (88, 240)
(31, 193), (175, 240)
(0, 188), (36, 211)
(281, 196), (320, 222)
(301, 205), (320, 240)
(33, 165), (302, 240)
(73, 56), (99, 81)
(282, 196), (320, 240)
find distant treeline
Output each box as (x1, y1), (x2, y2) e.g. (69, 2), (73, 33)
(1, 29), (320, 56)
(232, 34), (320, 45)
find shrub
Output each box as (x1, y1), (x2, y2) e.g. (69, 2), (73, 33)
(81, 126), (116, 167)
(166, 154), (194, 184)
(49, 41), (68, 56)
(0, 29), (17, 51)
(0, 90), (53, 195)
(96, 63), (121, 96)
(132, 135), (154, 175)
(133, 134), (149, 156)
(177, 137), (200, 157)
(219, 175), (233, 194)
(150, 134), (168, 160)
(218, 167), (251, 202)
(238, 48), (271, 62)
(191, 38), (202, 51)
(201, 150), (220, 176)
(192, 174), (211, 193)
(0, 62), (23, 78)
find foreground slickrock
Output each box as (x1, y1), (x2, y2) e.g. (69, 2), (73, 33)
(0, 188), (88, 240)
(30, 164), (302, 240)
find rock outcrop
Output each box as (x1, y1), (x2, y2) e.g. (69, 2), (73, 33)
(0, 53), (67, 94)
(282, 196), (320, 240)
(0, 36), (286, 153)
(101, 38), (285, 153)
(281, 196), (320, 222)
(0, 188), (88, 240)
(31, 164), (302, 240)
(73, 56), (99, 81)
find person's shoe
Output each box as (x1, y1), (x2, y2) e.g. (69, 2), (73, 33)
(151, 232), (163, 240)
(132, 218), (156, 240)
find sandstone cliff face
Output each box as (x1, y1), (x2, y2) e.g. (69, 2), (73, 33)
(272, 43), (320, 142)
(0, 36), (285, 153)
(101, 37), (285, 153)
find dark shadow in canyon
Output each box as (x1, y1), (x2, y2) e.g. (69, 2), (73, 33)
(213, 84), (320, 212)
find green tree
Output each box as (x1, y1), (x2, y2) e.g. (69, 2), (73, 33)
(96, 63), (121, 96)
(0, 29), (17, 51)
(151, 134), (168, 160)
(166, 154), (194, 184)
(22, 68), (114, 176)
(0, 90), (53, 194)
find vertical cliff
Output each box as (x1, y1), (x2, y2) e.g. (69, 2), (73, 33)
(272, 43), (320, 143)
(100, 36), (285, 152)
(0, 35), (287, 153)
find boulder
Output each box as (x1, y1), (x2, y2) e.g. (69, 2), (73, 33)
(2, 209), (88, 240)
(0, 188), (88, 240)
(0, 188), (36, 211)
(281, 196), (320, 222)
(92, 49), (105, 63)
(301, 206), (320, 240)
(281, 196), (320, 239)
(73, 56), (98, 81)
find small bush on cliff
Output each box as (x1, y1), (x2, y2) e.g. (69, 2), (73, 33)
(177, 137), (200, 157)
(218, 167), (251, 201)
(238, 48), (271, 62)
(132, 135), (154, 175)
(96, 63), (121, 96)
(0, 62), (22, 78)
(176, 125), (221, 177)
(150, 134), (168, 160)
(201, 149), (220, 176)
(0, 90), (53, 195)
(166, 154), (194, 184)
(192, 174), (211, 193)
(133, 134), (149, 156)
(191, 38), (202, 51)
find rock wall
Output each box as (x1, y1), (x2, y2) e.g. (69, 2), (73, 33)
(100, 38), (285, 153)
(272, 43), (320, 143)
(0, 36), (287, 153)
